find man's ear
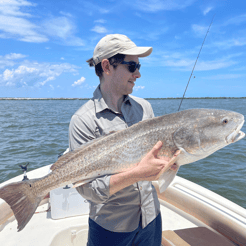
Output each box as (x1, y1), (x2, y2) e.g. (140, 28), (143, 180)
(101, 59), (111, 75)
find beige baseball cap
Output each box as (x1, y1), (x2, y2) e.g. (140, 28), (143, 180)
(87, 34), (152, 66)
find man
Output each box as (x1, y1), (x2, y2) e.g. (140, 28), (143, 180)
(69, 34), (178, 246)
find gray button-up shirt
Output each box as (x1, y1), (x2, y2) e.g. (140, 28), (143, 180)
(69, 86), (160, 232)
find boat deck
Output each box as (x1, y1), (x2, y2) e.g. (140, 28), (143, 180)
(0, 197), (237, 246)
(0, 164), (245, 246)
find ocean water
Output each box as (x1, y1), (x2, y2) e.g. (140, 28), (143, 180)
(0, 98), (245, 209)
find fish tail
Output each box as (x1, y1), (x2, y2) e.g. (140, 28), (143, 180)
(0, 179), (42, 231)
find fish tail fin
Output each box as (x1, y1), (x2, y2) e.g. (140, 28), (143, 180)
(158, 168), (179, 193)
(0, 179), (42, 231)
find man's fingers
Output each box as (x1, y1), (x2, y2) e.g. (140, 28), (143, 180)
(165, 149), (181, 171)
(170, 163), (178, 171)
(168, 150), (181, 166)
(156, 150), (181, 179)
(150, 141), (163, 157)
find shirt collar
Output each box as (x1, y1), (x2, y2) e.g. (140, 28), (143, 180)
(93, 85), (109, 113)
(93, 85), (132, 113)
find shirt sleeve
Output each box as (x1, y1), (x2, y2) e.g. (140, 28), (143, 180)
(68, 114), (112, 203)
(69, 114), (95, 151)
(76, 175), (111, 204)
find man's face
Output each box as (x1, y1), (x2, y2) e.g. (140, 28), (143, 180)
(110, 55), (141, 96)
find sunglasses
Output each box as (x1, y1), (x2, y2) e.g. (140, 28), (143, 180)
(121, 61), (141, 73)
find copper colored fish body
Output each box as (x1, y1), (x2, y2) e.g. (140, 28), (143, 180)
(0, 108), (245, 231)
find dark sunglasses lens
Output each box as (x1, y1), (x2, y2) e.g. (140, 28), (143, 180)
(128, 65), (136, 73)
(128, 62), (140, 73)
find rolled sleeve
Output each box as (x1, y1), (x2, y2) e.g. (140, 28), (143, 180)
(76, 175), (111, 204)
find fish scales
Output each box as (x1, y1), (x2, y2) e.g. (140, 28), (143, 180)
(0, 108), (245, 231)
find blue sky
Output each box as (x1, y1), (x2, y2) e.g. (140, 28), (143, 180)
(0, 0), (245, 98)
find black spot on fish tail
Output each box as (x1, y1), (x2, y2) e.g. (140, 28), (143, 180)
(0, 179), (42, 232)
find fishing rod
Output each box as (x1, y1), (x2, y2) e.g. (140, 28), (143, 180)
(178, 15), (215, 111)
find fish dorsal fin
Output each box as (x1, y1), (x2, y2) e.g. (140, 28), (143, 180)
(50, 131), (117, 171)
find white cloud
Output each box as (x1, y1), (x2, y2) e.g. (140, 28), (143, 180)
(39, 76), (55, 86)
(134, 85), (145, 91)
(0, 0), (84, 46)
(224, 14), (246, 26)
(0, 15), (48, 42)
(213, 38), (246, 49)
(137, 27), (169, 41)
(203, 7), (213, 16)
(160, 51), (238, 71)
(99, 9), (110, 14)
(80, 1), (110, 15)
(0, 61), (79, 87)
(0, 59), (14, 69)
(195, 60), (237, 71)
(3, 69), (14, 80)
(0, 0), (48, 42)
(72, 77), (86, 87)
(42, 17), (73, 39)
(0, 0), (34, 17)
(127, 0), (195, 12)
(0, 53), (27, 69)
(94, 19), (106, 23)
(41, 17), (85, 46)
(201, 74), (242, 80)
(231, 65), (246, 71)
(192, 24), (207, 37)
(59, 11), (73, 18)
(164, 58), (193, 68)
(91, 25), (108, 34)
(163, 57), (237, 71)
(5, 53), (27, 60)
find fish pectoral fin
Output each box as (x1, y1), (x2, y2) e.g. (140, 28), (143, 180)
(158, 167), (179, 193)
(72, 178), (95, 188)
(157, 149), (181, 193)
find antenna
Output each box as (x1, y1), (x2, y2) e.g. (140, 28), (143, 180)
(178, 15), (215, 111)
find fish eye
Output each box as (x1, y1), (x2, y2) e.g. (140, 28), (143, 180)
(222, 118), (229, 124)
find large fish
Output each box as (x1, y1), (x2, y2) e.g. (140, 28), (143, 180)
(0, 108), (245, 231)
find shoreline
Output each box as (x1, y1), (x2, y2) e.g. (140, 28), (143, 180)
(0, 97), (246, 100)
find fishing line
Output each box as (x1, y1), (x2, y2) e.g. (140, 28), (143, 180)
(178, 15), (215, 111)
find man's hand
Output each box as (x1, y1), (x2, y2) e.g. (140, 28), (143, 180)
(132, 141), (180, 182)
(109, 141), (180, 195)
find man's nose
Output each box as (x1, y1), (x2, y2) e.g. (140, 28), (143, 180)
(133, 69), (141, 79)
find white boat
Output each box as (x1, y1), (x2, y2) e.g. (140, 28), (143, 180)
(0, 164), (245, 246)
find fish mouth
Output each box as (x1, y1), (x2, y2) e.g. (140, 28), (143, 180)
(226, 120), (245, 143)
(233, 131), (245, 142)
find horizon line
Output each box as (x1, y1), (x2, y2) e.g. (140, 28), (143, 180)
(0, 97), (246, 100)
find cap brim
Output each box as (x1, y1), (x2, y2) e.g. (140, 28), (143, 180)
(119, 47), (152, 57)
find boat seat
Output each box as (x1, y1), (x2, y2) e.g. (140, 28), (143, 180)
(161, 227), (235, 246)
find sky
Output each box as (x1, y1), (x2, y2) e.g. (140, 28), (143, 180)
(0, 0), (246, 98)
